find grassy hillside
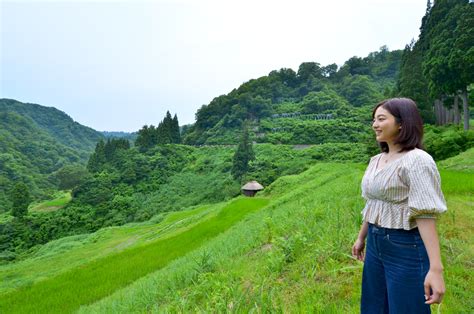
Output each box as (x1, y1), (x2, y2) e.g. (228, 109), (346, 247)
(0, 198), (269, 312)
(80, 165), (471, 313)
(0, 162), (471, 313)
(438, 147), (474, 172)
(29, 191), (72, 212)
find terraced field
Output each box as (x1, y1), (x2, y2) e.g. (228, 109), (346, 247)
(1, 160), (472, 313)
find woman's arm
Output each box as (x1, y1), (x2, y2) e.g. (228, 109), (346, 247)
(416, 218), (445, 304)
(352, 221), (369, 261)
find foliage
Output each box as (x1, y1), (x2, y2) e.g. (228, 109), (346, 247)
(423, 125), (474, 160)
(53, 164), (89, 190)
(184, 47), (402, 145)
(301, 87), (350, 114)
(0, 141), (373, 258)
(231, 124), (255, 180)
(0, 99), (103, 211)
(337, 75), (383, 107)
(397, 0), (473, 128)
(135, 111), (181, 152)
(10, 183), (31, 219)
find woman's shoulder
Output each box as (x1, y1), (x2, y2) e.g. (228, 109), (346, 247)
(402, 148), (436, 169)
(408, 148), (435, 162)
(369, 152), (383, 162)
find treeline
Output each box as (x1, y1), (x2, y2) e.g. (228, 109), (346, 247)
(183, 46), (402, 145)
(135, 111), (181, 152)
(396, 0), (473, 128)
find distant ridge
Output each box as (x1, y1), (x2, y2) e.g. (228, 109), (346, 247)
(0, 98), (103, 152)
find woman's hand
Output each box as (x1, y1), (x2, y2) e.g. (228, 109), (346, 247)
(416, 218), (445, 305)
(352, 238), (365, 261)
(424, 269), (445, 304)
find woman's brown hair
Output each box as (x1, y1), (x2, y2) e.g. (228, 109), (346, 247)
(372, 98), (424, 153)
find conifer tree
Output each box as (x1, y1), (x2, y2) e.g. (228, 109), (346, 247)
(231, 123), (255, 180)
(11, 182), (31, 219)
(87, 140), (107, 172)
(172, 114), (181, 143)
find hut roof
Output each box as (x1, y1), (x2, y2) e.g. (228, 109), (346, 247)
(241, 181), (264, 191)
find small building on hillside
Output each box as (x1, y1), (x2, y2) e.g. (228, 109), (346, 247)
(241, 181), (264, 197)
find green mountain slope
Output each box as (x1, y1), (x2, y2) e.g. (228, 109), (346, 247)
(183, 47), (402, 145)
(0, 99), (103, 210)
(0, 99), (102, 152)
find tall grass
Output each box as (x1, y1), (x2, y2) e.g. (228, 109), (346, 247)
(0, 198), (269, 313)
(77, 164), (365, 312)
(78, 164), (472, 313)
(438, 147), (474, 173)
(0, 204), (217, 295)
(2, 163), (472, 313)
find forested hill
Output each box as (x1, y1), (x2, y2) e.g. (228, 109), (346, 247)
(0, 99), (103, 209)
(182, 47), (403, 145)
(0, 99), (103, 152)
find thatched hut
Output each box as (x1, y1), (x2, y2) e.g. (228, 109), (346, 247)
(241, 181), (264, 197)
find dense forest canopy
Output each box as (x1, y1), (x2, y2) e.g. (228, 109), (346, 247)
(397, 0), (473, 128)
(183, 46), (401, 145)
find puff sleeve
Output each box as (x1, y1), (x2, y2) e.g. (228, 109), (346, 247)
(403, 155), (447, 220)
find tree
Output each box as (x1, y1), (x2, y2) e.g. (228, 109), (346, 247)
(450, 3), (473, 130)
(301, 87), (350, 114)
(297, 62), (323, 82)
(420, 0), (472, 128)
(87, 139), (108, 173)
(231, 124), (255, 180)
(172, 114), (181, 143)
(55, 164), (89, 190)
(397, 41), (434, 123)
(339, 75), (383, 107)
(322, 63), (338, 78)
(11, 182), (31, 218)
(135, 125), (156, 152)
(343, 56), (371, 76)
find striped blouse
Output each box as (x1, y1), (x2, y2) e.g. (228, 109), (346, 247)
(361, 148), (447, 230)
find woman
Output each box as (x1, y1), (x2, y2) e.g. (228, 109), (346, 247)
(352, 98), (447, 313)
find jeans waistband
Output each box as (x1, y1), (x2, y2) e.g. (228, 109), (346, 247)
(369, 223), (419, 235)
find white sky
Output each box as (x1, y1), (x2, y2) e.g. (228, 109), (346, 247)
(0, 0), (426, 132)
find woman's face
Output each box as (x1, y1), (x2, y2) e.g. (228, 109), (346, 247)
(372, 106), (400, 144)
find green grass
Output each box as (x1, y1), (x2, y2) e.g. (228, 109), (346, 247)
(0, 204), (218, 295)
(29, 191), (72, 212)
(0, 198), (269, 313)
(1, 162), (472, 313)
(438, 148), (474, 173)
(76, 164), (473, 313)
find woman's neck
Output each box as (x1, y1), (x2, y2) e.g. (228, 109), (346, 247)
(386, 142), (402, 154)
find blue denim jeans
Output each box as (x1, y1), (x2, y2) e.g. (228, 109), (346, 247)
(361, 223), (431, 314)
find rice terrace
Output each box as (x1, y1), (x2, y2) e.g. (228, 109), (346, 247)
(1, 1), (473, 313)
